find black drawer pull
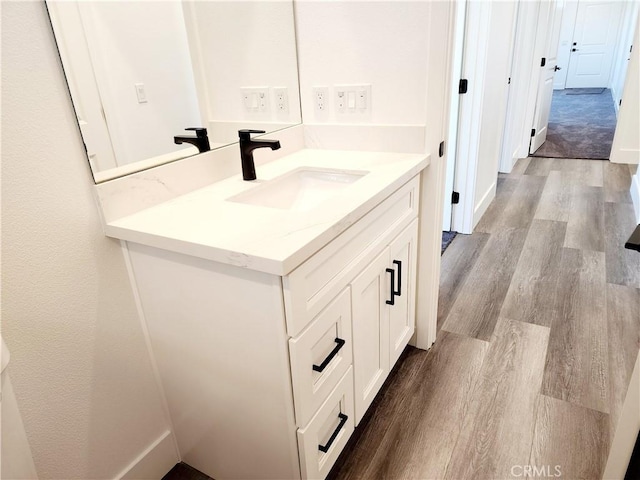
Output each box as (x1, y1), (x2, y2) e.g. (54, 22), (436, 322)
(318, 412), (348, 453)
(393, 260), (402, 296)
(312, 338), (346, 372)
(386, 268), (395, 305)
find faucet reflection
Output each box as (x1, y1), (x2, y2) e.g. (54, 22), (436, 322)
(174, 127), (211, 153)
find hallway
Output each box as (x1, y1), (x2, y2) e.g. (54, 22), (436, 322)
(330, 158), (640, 479)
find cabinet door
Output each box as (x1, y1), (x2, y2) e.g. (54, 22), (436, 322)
(351, 249), (390, 425)
(388, 219), (418, 367)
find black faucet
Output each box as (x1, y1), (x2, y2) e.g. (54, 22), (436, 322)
(174, 127), (211, 153)
(239, 129), (281, 181)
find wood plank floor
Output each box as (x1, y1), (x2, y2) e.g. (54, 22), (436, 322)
(330, 158), (640, 480)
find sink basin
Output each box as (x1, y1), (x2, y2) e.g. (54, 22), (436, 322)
(227, 168), (368, 211)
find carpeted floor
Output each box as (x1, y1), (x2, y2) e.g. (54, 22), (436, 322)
(531, 88), (617, 160)
(442, 231), (457, 254)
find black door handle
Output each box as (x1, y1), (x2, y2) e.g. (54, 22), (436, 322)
(312, 338), (346, 373)
(572, 48), (578, 52)
(554, 65), (562, 71)
(318, 413), (348, 453)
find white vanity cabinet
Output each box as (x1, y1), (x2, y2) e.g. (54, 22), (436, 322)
(126, 175), (420, 480)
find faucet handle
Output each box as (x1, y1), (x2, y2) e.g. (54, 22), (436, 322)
(238, 129), (266, 140)
(185, 127), (208, 138)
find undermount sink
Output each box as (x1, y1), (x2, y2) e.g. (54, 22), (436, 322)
(227, 168), (369, 211)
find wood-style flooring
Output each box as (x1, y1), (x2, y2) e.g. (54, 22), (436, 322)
(329, 158), (640, 480)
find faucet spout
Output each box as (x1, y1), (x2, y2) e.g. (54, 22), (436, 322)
(174, 127), (211, 153)
(239, 130), (281, 181)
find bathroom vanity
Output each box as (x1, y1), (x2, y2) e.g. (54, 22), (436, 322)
(103, 149), (429, 479)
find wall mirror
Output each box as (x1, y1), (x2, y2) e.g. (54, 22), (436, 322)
(46, 1), (302, 183)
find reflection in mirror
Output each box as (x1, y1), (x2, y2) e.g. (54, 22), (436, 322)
(46, 1), (301, 183)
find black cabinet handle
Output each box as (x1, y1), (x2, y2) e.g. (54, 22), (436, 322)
(318, 413), (348, 453)
(386, 268), (395, 305)
(312, 338), (346, 373)
(393, 260), (402, 297)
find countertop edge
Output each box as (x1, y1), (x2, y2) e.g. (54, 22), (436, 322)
(106, 153), (430, 276)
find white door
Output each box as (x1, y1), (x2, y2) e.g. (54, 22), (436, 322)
(566, 1), (624, 88)
(530, 0), (563, 154)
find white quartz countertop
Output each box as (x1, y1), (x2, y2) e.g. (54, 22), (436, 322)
(105, 149), (430, 275)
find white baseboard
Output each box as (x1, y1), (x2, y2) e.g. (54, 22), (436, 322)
(631, 173), (640, 224)
(610, 147), (640, 165)
(116, 430), (180, 480)
(303, 124), (426, 154)
(472, 182), (496, 230)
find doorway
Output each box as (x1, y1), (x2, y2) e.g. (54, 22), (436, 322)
(529, 0), (638, 161)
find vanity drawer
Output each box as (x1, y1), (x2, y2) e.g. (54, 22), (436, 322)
(283, 176), (419, 338)
(297, 367), (355, 480)
(289, 288), (352, 428)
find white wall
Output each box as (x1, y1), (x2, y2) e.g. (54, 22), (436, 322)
(78, 1), (202, 166)
(610, 16), (640, 166)
(1, 2), (178, 478)
(294, 1), (430, 152)
(184, 1), (301, 144)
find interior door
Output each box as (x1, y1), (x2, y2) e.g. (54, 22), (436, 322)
(565, 1), (624, 88)
(530, 0), (563, 154)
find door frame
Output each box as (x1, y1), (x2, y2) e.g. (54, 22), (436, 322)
(442, 0), (467, 232)
(451, 0), (557, 233)
(450, 0), (492, 234)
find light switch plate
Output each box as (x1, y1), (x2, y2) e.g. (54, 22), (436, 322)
(241, 87), (270, 113)
(334, 84), (371, 121)
(135, 83), (147, 104)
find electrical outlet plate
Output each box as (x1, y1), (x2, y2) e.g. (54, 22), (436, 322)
(313, 86), (330, 117)
(273, 87), (288, 114)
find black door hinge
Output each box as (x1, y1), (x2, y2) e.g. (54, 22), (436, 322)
(508, 77), (511, 84)
(619, 99), (622, 106)
(459, 79), (468, 94)
(541, 57), (546, 67)
(439, 141), (445, 158)
(451, 191), (460, 204)
(531, 128), (536, 137)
